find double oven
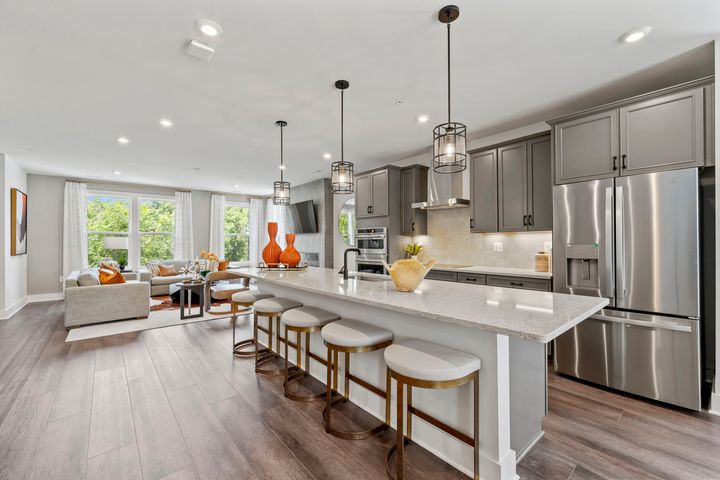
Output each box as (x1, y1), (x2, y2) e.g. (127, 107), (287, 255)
(355, 227), (388, 275)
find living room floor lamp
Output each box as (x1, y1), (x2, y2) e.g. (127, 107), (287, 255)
(103, 236), (129, 270)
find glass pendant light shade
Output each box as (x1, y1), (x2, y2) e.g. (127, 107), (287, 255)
(331, 160), (354, 194)
(433, 121), (467, 173)
(331, 80), (354, 194)
(272, 120), (291, 205)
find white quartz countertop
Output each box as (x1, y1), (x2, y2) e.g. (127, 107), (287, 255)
(232, 267), (606, 343)
(433, 264), (553, 279)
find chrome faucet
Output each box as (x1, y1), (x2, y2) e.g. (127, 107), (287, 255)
(340, 248), (361, 280)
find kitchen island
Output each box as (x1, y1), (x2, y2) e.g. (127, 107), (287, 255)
(231, 267), (606, 480)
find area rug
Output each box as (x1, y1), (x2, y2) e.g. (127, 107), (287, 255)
(65, 298), (250, 343)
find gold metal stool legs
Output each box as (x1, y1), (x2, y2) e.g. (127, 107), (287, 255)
(322, 341), (391, 440)
(385, 369), (480, 480)
(283, 325), (325, 401)
(231, 301), (256, 358)
(254, 313), (284, 375)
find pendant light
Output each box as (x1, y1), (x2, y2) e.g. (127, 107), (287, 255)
(273, 120), (291, 205)
(331, 80), (354, 194)
(433, 5), (467, 174)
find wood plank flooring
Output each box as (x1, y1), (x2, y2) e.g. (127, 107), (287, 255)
(0, 300), (719, 480)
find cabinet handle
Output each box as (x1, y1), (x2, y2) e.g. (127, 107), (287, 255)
(621, 154), (627, 169)
(470, 218), (475, 229)
(527, 214), (533, 226)
(522, 215), (527, 226)
(509, 281), (524, 287)
(411, 222), (415, 232)
(465, 277), (477, 282)
(612, 155), (618, 171)
(367, 206), (371, 214)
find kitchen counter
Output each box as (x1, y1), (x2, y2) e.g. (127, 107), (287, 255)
(433, 264), (553, 279)
(237, 267), (602, 343)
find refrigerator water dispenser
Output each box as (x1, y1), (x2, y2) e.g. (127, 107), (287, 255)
(565, 244), (599, 289)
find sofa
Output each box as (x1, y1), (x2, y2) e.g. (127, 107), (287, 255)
(137, 260), (194, 296)
(64, 269), (150, 328)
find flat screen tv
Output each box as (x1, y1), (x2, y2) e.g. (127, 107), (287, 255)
(287, 200), (318, 234)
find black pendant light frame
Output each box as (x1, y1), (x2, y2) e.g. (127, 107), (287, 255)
(331, 80), (354, 194)
(432, 5), (467, 174)
(273, 120), (291, 205)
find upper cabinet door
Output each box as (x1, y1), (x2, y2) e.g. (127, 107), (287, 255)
(498, 142), (528, 232)
(620, 87), (704, 175)
(370, 169), (389, 216)
(470, 149), (498, 233)
(401, 166), (428, 235)
(555, 109), (619, 184)
(355, 174), (372, 218)
(527, 135), (552, 231)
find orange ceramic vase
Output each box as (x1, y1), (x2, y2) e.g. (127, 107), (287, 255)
(262, 222), (282, 266)
(279, 233), (301, 267)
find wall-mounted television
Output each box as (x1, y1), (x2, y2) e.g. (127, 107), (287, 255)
(288, 200), (318, 234)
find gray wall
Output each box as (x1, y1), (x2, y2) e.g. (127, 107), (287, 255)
(25, 174), (250, 296)
(289, 178), (333, 268)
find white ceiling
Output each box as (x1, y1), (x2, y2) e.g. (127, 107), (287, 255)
(0, 0), (718, 195)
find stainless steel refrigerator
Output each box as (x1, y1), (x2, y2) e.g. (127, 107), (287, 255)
(553, 168), (702, 410)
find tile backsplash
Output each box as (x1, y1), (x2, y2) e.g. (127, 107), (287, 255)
(413, 208), (551, 270)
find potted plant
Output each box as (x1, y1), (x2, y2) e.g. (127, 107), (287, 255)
(403, 243), (424, 261)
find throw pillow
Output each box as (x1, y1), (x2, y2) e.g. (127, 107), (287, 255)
(99, 266), (126, 285)
(158, 265), (179, 276)
(77, 269), (100, 286)
(218, 259), (230, 271)
(147, 263), (161, 276)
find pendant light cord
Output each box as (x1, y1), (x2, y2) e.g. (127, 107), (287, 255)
(280, 123), (284, 182)
(341, 89), (344, 163)
(447, 22), (451, 124)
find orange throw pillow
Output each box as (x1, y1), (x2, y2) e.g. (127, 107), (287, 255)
(99, 266), (126, 285)
(158, 265), (179, 276)
(218, 259), (230, 271)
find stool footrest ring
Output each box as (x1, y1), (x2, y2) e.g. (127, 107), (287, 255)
(233, 339), (256, 358)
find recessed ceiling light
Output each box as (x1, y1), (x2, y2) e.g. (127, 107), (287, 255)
(620, 26), (652, 43)
(117, 136), (130, 145)
(417, 114), (430, 123)
(113, 170), (122, 175)
(279, 165), (286, 170)
(323, 153), (332, 160)
(159, 118), (174, 128)
(233, 184), (239, 188)
(196, 19), (222, 38)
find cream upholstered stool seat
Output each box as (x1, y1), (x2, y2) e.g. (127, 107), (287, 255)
(281, 306), (339, 401)
(321, 319), (393, 440)
(252, 297), (302, 375)
(230, 290), (274, 358)
(384, 339), (481, 480)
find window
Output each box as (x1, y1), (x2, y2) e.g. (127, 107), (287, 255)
(87, 195), (130, 267)
(86, 192), (176, 268)
(139, 198), (175, 265)
(224, 202), (249, 263)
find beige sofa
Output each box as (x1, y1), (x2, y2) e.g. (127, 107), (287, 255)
(64, 269), (150, 328)
(138, 260), (193, 296)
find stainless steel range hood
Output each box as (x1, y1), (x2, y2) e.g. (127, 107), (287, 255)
(411, 167), (470, 210)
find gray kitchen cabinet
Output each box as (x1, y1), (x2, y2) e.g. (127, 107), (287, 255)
(498, 142), (528, 232)
(554, 109), (619, 185)
(619, 87), (705, 175)
(425, 270), (458, 282)
(470, 149), (498, 233)
(705, 84), (714, 167)
(527, 136), (552, 231)
(356, 168), (390, 218)
(486, 275), (552, 292)
(457, 272), (486, 285)
(401, 165), (428, 235)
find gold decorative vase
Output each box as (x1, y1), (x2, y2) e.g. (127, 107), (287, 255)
(382, 258), (436, 292)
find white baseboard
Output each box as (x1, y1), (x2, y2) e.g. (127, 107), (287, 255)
(0, 296), (27, 320)
(709, 381), (720, 416)
(27, 292), (64, 303)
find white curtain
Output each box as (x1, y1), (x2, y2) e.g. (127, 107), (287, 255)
(209, 193), (225, 259)
(248, 198), (266, 266)
(174, 191), (193, 260)
(63, 181), (88, 276)
(265, 198), (289, 248)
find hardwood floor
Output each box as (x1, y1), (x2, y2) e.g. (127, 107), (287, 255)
(0, 300), (718, 480)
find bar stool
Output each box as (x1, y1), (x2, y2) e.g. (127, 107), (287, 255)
(281, 306), (339, 401)
(321, 319), (393, 440)
(230, 290), (274, 357)
(384, 339), (481, 480)
(252, 297), (302, 375)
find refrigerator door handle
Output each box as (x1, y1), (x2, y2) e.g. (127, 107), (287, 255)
(604, 187), (614, 300)
(615, 185), (625, 301)
(592, 313), (693, 333)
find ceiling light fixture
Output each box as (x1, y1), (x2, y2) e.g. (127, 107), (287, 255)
(323, 153), (332, 160)
(417, 114), (430, 123)
(233, 184), (239, 188)
(331, 80), (354, 194)
(113, 170), (122, 175)
(117, 136), (130, 145)
(432, 5), (467, 174)
(620, 26), (652, 43)
(159, 118), (174, 128)
(273, 120), (291, 205)
(196, 19), (223, 38)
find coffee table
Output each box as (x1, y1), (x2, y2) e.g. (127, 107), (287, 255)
(171, 281), (205, 320)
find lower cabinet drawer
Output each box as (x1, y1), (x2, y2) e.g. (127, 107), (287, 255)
(486, 275), (551, 291)
(457, 273), (486, 285)
(425, 270), (458, 282)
